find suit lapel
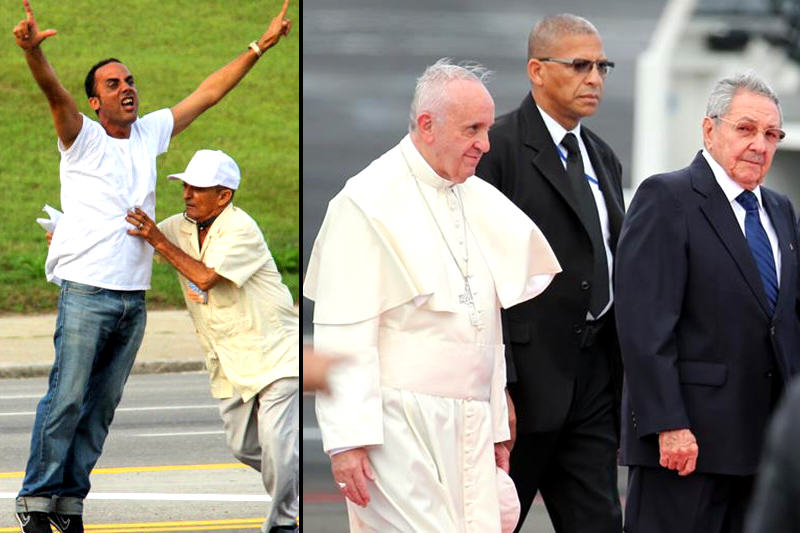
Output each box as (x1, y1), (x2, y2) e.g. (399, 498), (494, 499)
(584, 132), (625, 248)
(520, 96), (595, 238)
(692, 153), (772, 316)
(762, 189), (793, 313)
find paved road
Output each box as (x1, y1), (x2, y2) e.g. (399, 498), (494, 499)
(0, 372), (271, 532)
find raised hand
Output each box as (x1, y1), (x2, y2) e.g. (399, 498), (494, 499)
(256, 0), (292, 52)
(12, 0), (57, 50)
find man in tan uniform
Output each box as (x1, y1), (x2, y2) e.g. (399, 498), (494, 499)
(126, 149), (299, 533)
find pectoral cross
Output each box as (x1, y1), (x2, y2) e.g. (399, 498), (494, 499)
(458, 276), (483, 329)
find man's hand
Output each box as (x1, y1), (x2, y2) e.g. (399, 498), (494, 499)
(125, 208), (167, 248)
(495, 442), (511, 473)
(505, 388), (517, 452)
(302, 346), (333, 393)
(256, 0), (292, 52)
(330, 447), (374, 507)
(658, 428), (698, 476)
(13, 0), (57, 50)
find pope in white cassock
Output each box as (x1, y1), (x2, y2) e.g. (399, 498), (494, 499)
(303, 59), (562, 532)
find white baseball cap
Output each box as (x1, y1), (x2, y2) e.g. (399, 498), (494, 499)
(168, 149), (241, 190)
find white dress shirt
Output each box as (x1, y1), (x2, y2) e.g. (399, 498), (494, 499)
(538, 105), (614, 318)
(701, 149), (781, 283)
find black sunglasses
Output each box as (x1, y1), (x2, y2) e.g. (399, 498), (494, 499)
(537, 57), (615, 77)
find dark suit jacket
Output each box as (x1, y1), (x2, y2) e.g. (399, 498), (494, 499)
(615, 151), (800, 475)
(476, 93), (625, 433)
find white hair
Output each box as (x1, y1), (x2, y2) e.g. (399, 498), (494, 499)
(706, 71), (782, 124)
(408, 58), (492, 132)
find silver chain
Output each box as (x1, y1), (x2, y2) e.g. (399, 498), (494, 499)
(401, 150), (482, 328)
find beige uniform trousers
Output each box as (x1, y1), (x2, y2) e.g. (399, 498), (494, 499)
(219, 377), (299, 531)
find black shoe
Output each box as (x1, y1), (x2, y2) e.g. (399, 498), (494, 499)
(15, 511), (52, 533)
(48, 513), (83, 533)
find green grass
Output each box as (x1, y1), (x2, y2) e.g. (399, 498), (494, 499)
(0, 0), (299, 314)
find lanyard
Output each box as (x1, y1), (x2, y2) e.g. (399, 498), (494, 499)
(556, 146), (599, 186)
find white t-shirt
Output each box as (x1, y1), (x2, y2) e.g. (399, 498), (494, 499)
(46, 109), (173, 289)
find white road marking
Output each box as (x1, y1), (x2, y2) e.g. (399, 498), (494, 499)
(0, 394), (44, 400)
(135, 430), (225, 437)
(0, 492), (269, 502)
(0, 405), (217, 417)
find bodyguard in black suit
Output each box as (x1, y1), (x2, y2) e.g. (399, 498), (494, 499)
(616, 73), (800, 533)
(477, 14), (624, 532)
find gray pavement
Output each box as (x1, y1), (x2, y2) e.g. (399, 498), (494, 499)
(0, 372), (269, 532)
(0, 309), (206, 378)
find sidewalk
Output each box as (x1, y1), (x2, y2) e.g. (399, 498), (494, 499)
(0, 309), (206, 379)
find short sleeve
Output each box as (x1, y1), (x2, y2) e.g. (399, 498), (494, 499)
(138, 108), (174, 155)
(204, 217), (269, 288)
(59, 114), (97, 162)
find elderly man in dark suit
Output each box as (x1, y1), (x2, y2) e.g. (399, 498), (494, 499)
(476, 14), (624, 533)
(615, 72), (800, 533)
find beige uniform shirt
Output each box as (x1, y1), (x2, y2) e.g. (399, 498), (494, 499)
(159, 204), (298, 402)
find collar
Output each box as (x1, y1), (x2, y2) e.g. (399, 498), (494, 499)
(537, 103), (582, 150)
(401, 134), (458, 190)
(701, 149), (764, 206)
(180, 203), (234, 234)
(196, 214), (219, 231)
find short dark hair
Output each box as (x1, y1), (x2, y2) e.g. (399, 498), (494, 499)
(84, 58), (123, 99)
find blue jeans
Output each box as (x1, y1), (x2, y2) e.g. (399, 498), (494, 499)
(16, 281), (146, 515)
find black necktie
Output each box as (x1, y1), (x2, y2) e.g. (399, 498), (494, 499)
(736, 190), (778, 314)
(561, 132), (609, 317)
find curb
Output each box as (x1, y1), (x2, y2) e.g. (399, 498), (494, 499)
(0, 360), (206, 379)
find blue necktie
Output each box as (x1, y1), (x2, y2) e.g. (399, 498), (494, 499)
(736, 190), (778, 313)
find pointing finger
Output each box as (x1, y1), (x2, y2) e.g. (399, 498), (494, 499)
(279, 0), (289, 19)
(23, 0), (34, 22)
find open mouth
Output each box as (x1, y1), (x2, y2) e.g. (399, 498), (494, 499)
(121, 96), (135, 109)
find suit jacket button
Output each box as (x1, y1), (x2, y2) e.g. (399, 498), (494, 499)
(580, 280), (591, 290)
(573, 324), (584, 334)
(765, 371), (773, 378)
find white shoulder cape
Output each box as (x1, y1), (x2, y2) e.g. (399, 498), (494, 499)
(303, 135), (561, 325)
